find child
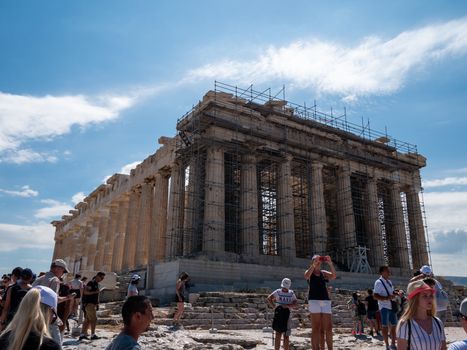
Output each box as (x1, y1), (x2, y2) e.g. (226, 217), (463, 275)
(348, 292), (366, 335)
(267, 278), (298, 350)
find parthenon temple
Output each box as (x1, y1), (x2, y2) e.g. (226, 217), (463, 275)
(52, 82), (430, 301)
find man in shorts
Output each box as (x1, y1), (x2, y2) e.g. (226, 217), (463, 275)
(79, 272), (105, 341)
(374, 266), (397, 350)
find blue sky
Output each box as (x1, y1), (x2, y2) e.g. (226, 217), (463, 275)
(1, 1), (466, 277)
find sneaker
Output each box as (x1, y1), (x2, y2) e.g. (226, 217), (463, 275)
(90, 334), (101, 340)
(351, 330), (356, 335)
(78, 334), (89, 341)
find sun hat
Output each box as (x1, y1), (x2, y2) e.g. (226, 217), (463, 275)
(407, 280), (435, 300)
(281, 278), (292, 289)
(51, 259), (69, 273)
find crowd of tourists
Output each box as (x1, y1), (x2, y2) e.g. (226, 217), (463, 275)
(1, 256), (466, 350)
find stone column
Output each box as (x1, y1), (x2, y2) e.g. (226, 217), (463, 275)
(406, 187), (429, 268)
(364, 177), (386, 268)
(94, 212), (109, 271)
(86, 217), (99, 271)
(277, 155), (296, 262)
(202, 147), (225, 253)
(111, 197), (129, 272)
(52, 239), (62, 261)
(310, 162), (327, 255)
(166, 161), (185, 259)
(135, 181), (154, 267)
(149, 172), (169, 263)
(388, 183), (410, 270)
(102, 204), (119, 271)
(336, 165), (357, 249)
(122, 188), (141, 271)
(240, 153), (259, 258)
(81, 225), (91, 270)
(183, 159), (199, 256)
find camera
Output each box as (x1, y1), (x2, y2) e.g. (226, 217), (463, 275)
(319, 256), (327, 262)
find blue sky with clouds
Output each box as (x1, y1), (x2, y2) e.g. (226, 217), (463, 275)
(1, 1), (466, 276)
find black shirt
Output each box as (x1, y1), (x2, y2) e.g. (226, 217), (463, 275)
(307, 272), (329, 300)
(0, 331), (60, 350)
(365, 295), (379, 311)
(82, 279), (99, 304)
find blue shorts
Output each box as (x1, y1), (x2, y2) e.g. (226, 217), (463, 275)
(380, 308), (397, 326)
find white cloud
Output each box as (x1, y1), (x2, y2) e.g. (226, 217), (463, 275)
(35, 199), (72, 219)
(423, 176), (467, 188)
(0, 222), (54, 251)
(71, 192), (86, 205)
(0, 185), (39, 198)
(0, 92), (138, 163)
(187, 17), (467, 99)
(424, 191), (467, 234)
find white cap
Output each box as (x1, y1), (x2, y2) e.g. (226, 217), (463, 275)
(420, 265), (433, 276)
(281, 278), (291, 289)
(131, 274), (141, 281)
(33, 285), (58, 312)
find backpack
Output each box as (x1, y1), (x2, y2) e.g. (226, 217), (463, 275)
(272, 305), (290, 333)
(357, 301), (366, 316)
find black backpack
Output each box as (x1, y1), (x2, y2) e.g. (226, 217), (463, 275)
(357, 301), (366, 316)
(272, 306), (290, 333)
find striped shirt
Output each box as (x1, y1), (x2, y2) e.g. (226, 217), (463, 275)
(397, 317), (445, 350)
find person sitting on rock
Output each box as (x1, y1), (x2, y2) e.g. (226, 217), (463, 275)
(105, 296), (154, 350)
(267, 278), (298, 350)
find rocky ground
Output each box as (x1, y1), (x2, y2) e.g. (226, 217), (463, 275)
(63, 324), (465, 349)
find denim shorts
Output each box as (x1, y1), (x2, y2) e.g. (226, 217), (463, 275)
(380, 307), (397, 326)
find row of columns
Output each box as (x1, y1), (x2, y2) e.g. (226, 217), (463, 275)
(57, 145), (428, 274)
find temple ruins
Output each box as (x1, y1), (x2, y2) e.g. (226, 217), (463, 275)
(51, 82), (430, 302)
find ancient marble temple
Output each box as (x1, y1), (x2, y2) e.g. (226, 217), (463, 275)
(52, 83), (429, 300)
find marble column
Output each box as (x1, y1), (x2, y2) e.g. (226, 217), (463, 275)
(150, 172), (169, 263)
(86, 217), (99, 271)
(183, 159), (199, 256)
(52, 239), (62, 261)
(202, 147), (225, 253)
(364, 177), (386, 268)
(111, 197), (129, 272)
(122, 188), (141, 271)
(310, 162), (327, 255)
(277, 155), (296, 262)
(135, 181), (154, 267)
(336, 165), (357, 249)
(388, 183), (410, 269)
(94, 212), (109, 271)
(166, 161), (185, 259)
(406, 187), (429, 268)
(240, 153), (259, 258)
(102, 204), (119, 271)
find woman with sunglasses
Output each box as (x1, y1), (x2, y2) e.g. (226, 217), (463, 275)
(396, 280), (446, 350)
(0, 286), (60, 350)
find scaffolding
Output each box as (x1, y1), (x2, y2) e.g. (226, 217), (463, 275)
(166, 81), (430, 274)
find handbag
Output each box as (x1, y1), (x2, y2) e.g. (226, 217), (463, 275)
(379, 278), (397, 311)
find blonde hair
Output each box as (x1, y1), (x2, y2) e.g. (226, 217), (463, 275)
(0, 288), (51, 350)
(397, 280), (436, 333)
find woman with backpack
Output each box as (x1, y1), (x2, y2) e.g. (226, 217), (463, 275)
(396, 280), (446, 350)
(267, 278), (298, 350)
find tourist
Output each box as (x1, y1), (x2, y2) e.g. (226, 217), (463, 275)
(68, 274), (84, 318)
(105, 295), (154, 350)
(412, 265), (449, 323)
(374, 266), (398, 350)
(33, 259), (72, 348)
(79, 271), (106, 341)
(266, 278), (298, 350)
(0, 286), (60, 350)
(0, 268), (33, 330)
(57, 278), (73, 335)
(365, 288), (380, 336)
(127, 274), (141, 297)
(304, 254), (336, 350)
(348, 292), (366, 336)
(173, 272), (189, 328)
(448, 297), (467, 350)
(396, 280), (446, 350)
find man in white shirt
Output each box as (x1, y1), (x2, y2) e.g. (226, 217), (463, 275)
(373, 266), (397, 350)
